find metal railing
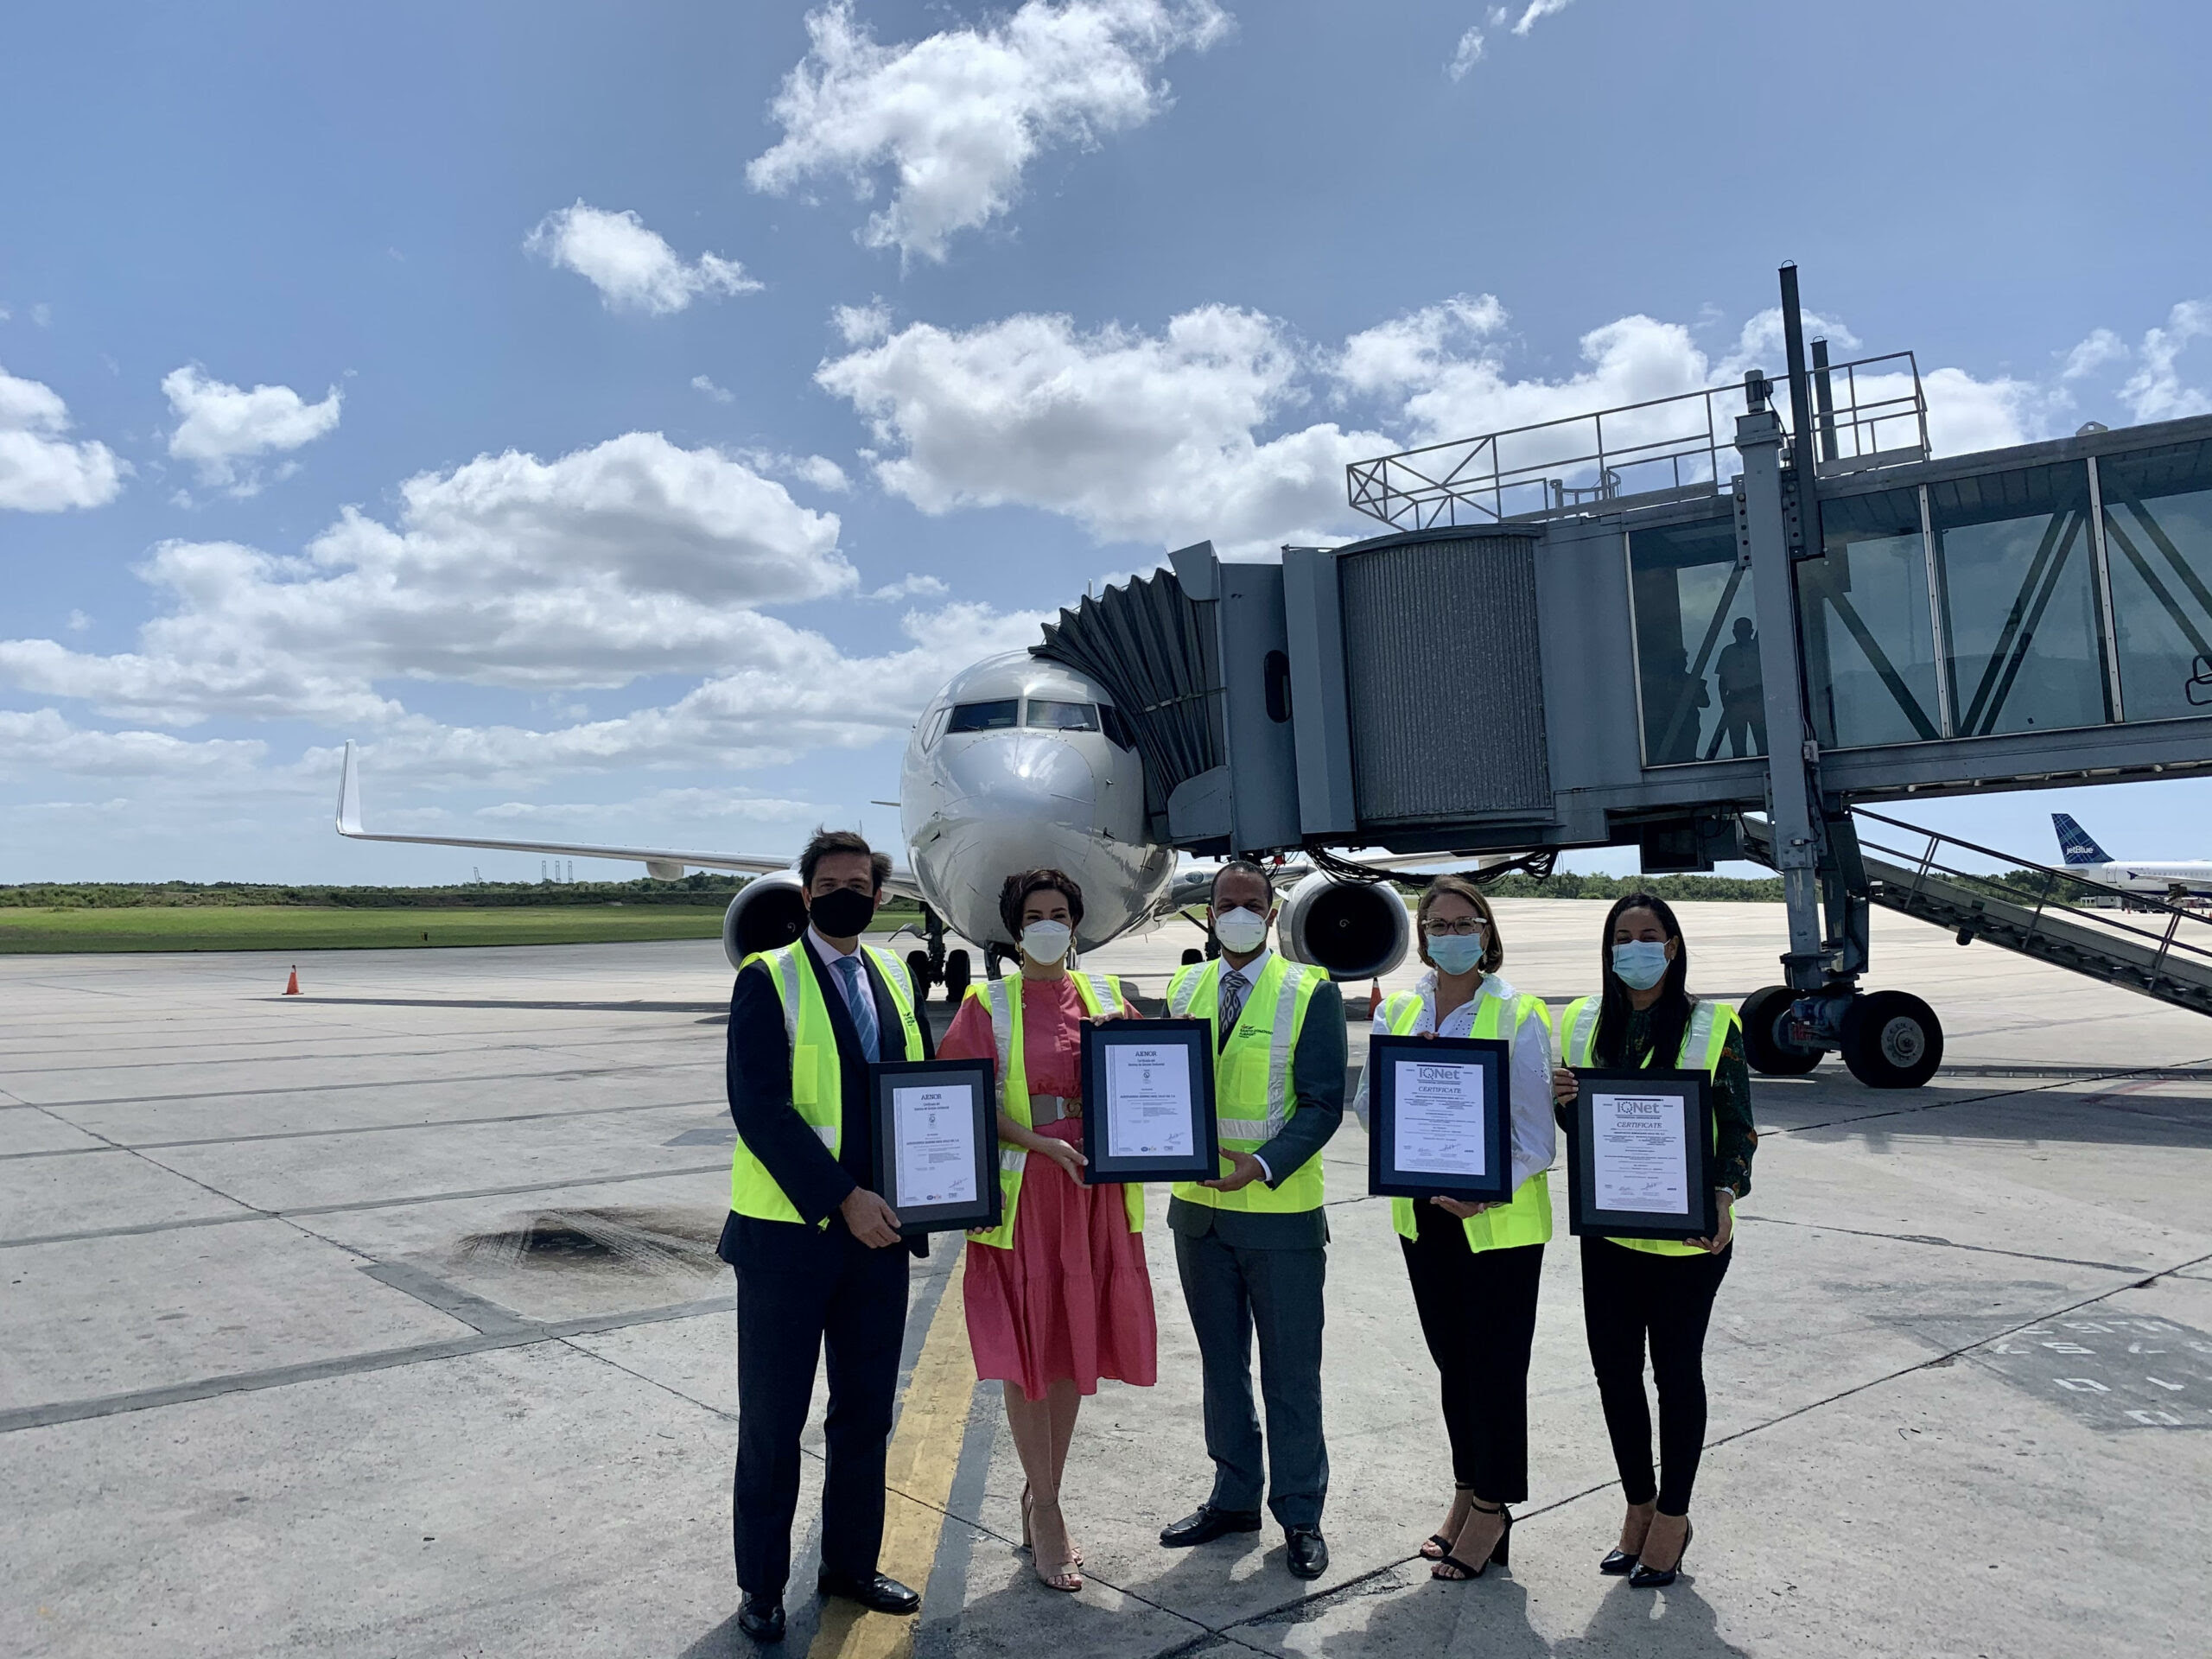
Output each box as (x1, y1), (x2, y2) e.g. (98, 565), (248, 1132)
(1345, 352), (1929, 531)
(1852, 807), (2212, 999)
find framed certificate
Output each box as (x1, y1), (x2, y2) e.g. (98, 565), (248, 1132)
(1079, 1018), (1219, 1185)
(869, 1058), (1001, 1236)
(1565, 1068), (1719, 1241)
(1367, 1034), (1512, 1203)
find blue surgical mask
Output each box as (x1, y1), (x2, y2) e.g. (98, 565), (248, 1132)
(1426, 931), (1485, 976)
(1611, 940), (1671, 989)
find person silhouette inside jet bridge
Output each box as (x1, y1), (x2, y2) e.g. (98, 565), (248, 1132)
(1712, 617), (1766, 760)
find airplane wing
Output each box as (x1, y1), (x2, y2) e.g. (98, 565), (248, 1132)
(335, 741), (921, 897)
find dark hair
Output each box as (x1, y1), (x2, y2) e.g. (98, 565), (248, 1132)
(799, 828), (891, 894)
(1211, 858), (1273, 906)
(997, 867), (1084, 943)
(1592, 892), (1692, 1066)
(1415, 874), (1504, 975)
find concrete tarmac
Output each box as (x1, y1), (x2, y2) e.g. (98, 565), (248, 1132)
(3, 900), (2209, 1657)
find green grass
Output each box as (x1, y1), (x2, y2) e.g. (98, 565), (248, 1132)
(0, 906), (734, 954)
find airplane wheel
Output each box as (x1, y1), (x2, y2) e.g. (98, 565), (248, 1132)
(905, 950), (937, 995)
(1179, 947), (1204, 965)
(1841, 991), (1943, 1089)
(1739, 985), (1821, 1076)
(942, 949), (971, 1005)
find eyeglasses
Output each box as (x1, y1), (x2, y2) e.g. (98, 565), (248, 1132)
(1423, 918), (1485, 938)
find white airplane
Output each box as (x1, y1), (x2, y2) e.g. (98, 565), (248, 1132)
(337, 649), (1414, 1000)
(2052, 812), (2212, 899)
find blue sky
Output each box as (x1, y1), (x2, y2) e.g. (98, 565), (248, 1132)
(2, 0), (2208, 885)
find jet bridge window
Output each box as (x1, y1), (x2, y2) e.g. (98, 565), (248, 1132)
(1025, 700), (1099, 732)
(944, 699), (1020, 733)
(1628, 514), (1764, 766)
(1931, 461), (2109, 737)
(2101, 441), (2212, 723)
(1798, 486), (1942, 747)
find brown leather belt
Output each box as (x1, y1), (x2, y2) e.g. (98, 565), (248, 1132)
(1029, 1094), (1080, 1126)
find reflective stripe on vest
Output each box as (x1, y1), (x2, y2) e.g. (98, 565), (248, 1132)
(1560, 993), (1738, 1257)
(1381, 978), (1554, 1253)
(966, 972), (1142, 1249)
(1166, 955), (1327, 1214)
(728, 943), (925, 1224)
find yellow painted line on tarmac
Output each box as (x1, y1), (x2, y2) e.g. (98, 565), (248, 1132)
(809, 1250), (977, 1659)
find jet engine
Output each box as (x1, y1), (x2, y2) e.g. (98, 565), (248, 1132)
(721, 872), (808, 969)
(1274, 872), (1411, 980)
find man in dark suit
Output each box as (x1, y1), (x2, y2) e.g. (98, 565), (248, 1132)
(721, 830), (931, 1643)
(1157, 861), (1347, 1580)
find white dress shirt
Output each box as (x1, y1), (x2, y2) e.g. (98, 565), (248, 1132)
(807, 925), (866, 1017)
(1351, 970), (1556, 1194)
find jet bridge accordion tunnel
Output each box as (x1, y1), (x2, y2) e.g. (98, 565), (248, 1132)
(1033, 393), (2212, 1087)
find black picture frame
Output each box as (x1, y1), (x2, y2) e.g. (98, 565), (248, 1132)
(1367, 1034), (1513, 1203)
(1564, 1067), (1719, 1241)
(1079, 1018), (1220, 1185)
(869, 1057), (1001, 1237)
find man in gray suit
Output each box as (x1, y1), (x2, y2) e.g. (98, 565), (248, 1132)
(1157, 861), (1347, 1580)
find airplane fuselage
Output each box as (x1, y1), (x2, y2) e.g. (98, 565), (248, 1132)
(899, 652), (1175, 952)
(2073, 861), (2212, 897)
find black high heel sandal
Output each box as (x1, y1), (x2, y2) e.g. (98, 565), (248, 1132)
(1431, 1502), (1511, 1581)
(1420, 1483), (1476, 1561)
(1627, 1517), (1692, 1588)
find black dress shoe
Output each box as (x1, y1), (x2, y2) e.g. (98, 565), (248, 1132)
(736, 1593), (785, 1644)
(1160, 1504), (1264, 1548)
(1286, 1526), (1329, 1580)
(817, 1570), (921, 1615)
(1599, 1548), (1637, 1574)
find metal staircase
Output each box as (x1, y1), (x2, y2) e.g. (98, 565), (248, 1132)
(1745, 809), (2212, 1020)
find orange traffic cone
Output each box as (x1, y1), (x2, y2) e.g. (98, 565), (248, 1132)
(1368, 979), (1382, 1020)
(283, 965), (301, 995)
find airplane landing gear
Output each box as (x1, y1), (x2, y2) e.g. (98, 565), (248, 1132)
(1738, 984), (1943, 1089)
(1740, 984), (1821, 1076)
(942, 948), (971, 1005)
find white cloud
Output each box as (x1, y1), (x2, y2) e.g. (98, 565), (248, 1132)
(1511, 0), (1573, 35)
(865, 574), (950, 601)
(0, 432), (855, 726)
(2062, 327), (2126, 381)
(691, 373), (735, 404)
(162, 365), (342, 493)
(0, 709), (264, 778)
(819, 303), (1385, 553)
(747, 0), (1230, 262)
(2119, 300), (2211, 423)
(0, 365), (125, 512)
(1446, 28), (1484, 79)
(524, 201), (762, 314)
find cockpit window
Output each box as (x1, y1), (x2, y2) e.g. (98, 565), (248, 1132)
(1024, 700), (1099, 733)
(945, 699), (1020, 734)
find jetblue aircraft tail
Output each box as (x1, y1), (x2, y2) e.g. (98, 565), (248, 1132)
(2053, 812), (2113, 866)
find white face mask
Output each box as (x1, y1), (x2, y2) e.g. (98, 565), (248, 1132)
(1020, 918), (1072, 964)
(1212, 905), (1270, 955)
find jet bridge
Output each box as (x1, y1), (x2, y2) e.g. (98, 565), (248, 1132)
(1033, 267), (2212, 1086)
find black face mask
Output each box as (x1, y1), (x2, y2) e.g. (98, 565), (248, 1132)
(808, 887), (877, 938)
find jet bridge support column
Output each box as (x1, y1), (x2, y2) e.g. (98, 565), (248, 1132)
(1735, 390), (1827, 990)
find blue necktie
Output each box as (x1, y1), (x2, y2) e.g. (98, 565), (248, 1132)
(836, 956), (879, 1063)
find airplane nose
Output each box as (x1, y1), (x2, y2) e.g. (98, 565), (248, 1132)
(941, 733), (1097, 829)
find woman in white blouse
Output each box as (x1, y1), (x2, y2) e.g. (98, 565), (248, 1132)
(1352, 875), (1555, 1583)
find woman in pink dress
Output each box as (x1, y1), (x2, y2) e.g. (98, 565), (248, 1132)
(942, 868), (1158, 1593)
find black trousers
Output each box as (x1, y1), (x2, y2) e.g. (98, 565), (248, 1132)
(1579, 1236), (1732, 1515)
(1400, 1209), (1543, 1503)
(731, 1221), (909, 1596)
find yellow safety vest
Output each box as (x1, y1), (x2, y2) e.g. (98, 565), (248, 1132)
(1376, 979), (1555, 1253)
(730, 941), (926, 1224)
(966, 972), (1145, 1249)
(1560, 994), (1740, 1257)
(1166, 954), (1328, 1214)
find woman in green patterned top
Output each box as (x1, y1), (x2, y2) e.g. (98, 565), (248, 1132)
(1551, 893), (1756, 1588)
